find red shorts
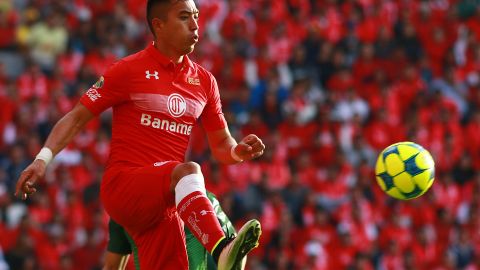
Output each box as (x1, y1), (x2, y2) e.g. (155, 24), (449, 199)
(101, 161), (188, 270)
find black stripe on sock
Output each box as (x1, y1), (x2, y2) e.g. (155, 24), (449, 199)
(212, 237), (230, 264)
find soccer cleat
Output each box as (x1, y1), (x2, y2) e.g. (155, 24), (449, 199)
(218, 219), (261, 270)
(229, 234), (246, 270)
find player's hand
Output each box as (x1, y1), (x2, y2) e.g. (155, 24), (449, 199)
(14, 159), (46, 200)
(234, 134), (265, 161)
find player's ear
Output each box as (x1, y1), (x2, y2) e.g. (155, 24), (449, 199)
(151, 18), (165, 34)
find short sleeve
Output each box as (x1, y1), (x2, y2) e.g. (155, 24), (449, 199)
(200, 73), (227, 131)
(79, 60), (130, 115)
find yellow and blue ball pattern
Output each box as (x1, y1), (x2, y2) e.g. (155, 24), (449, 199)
(375, 142), (435, 200)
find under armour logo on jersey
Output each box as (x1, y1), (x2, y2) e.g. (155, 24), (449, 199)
(145, 70), (159, 80)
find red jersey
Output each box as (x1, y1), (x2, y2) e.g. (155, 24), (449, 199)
(80, 44), (226, 169)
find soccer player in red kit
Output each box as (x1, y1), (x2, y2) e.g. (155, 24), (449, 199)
(14, 0), (264, 269)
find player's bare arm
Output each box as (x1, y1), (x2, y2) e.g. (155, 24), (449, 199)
(14, 103), (94, 200)
(206, 128), (265, 164)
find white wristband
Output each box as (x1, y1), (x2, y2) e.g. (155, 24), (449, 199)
(230, 145), (243, 162)
(35, 147), (53, 166)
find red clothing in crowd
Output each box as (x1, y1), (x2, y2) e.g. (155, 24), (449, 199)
(16, 68), (49, 103)
(278, 121), (316, 159)
(3, 0), (480, 269)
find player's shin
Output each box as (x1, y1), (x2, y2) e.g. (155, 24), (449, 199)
(175, 174), (226, 254)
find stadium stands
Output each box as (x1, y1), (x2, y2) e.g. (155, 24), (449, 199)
(0, 0), (480, 269)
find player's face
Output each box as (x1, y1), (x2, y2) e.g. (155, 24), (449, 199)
(156, 0), (200, 56)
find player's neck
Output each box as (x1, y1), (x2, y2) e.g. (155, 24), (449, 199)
(153, 41), (183, 64)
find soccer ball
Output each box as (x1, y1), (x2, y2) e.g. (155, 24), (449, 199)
(375, 142), (435, 200)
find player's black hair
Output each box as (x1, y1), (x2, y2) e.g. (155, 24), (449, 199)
(146, 0), (182, 35)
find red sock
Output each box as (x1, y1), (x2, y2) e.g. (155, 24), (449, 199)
(177, 191), (226, 253)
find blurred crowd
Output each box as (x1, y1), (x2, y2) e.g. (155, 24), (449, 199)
(1, 0), (480, 269)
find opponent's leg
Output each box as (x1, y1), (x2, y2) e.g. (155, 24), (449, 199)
(206, 191), (246, 270)
(104, 219), (132, 270)
(172, 162), (226, 253)
(171, 162), (261, 270)
(186, 191), (240, 270)
(206, 191), (236, 240)
(185, 227), (208, 270)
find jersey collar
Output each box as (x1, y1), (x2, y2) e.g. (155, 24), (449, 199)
(147, 42), (194, 70)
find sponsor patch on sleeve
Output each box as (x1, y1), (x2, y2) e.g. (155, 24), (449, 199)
(85, 88), (102, 102)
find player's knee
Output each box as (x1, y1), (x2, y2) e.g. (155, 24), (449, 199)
(171, 162), (202, 185)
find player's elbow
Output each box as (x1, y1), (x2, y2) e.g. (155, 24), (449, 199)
(69, 103), (94, 126)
